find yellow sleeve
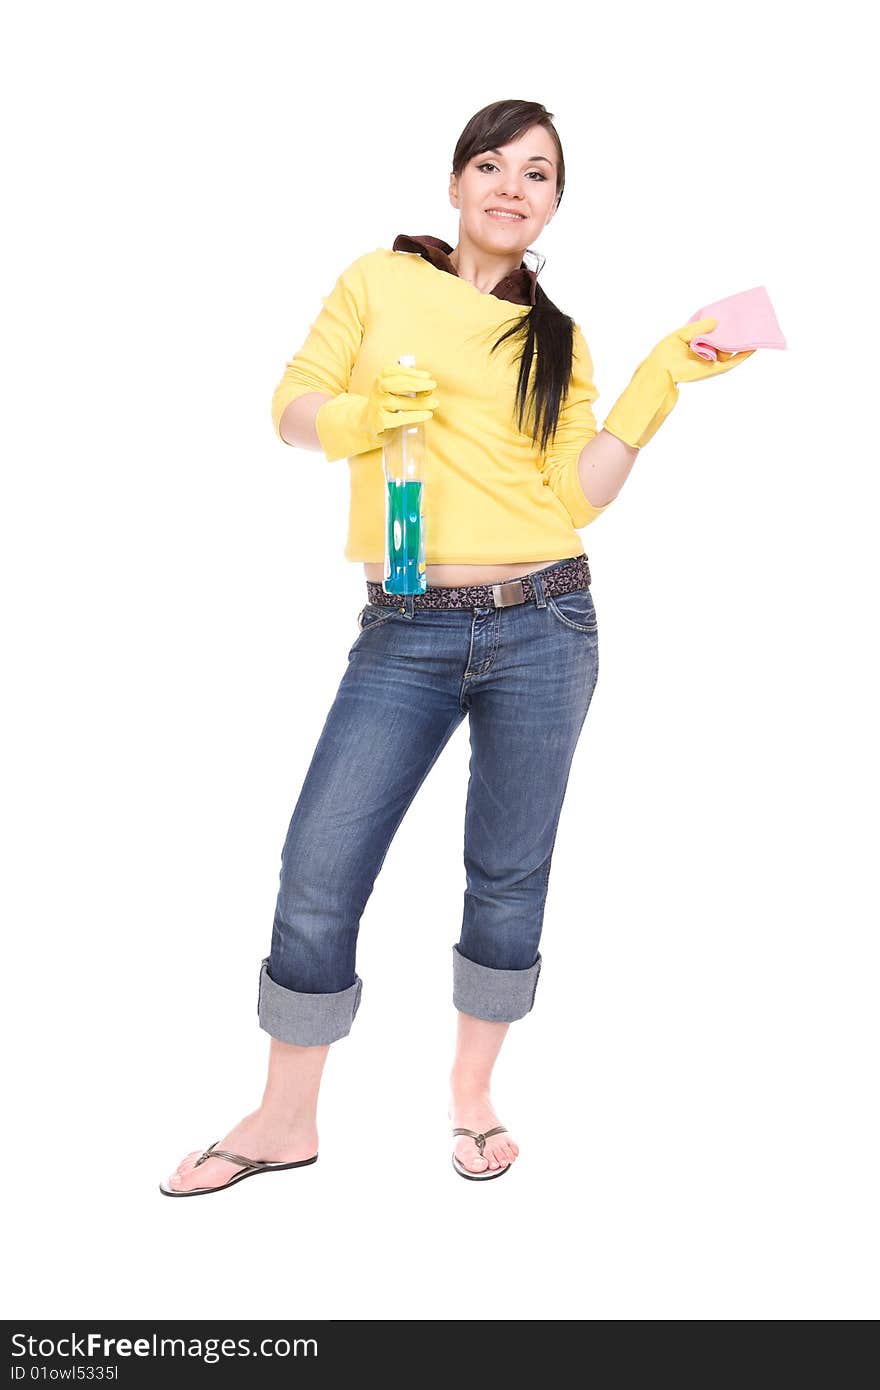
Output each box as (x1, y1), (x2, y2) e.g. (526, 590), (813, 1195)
(537, 323), (610, 528)
(270, 251), (374, 441)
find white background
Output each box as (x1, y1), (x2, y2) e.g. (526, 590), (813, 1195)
(3, 0), (877, 1321)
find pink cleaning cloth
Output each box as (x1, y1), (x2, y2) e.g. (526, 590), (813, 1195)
(687, 285), (786, 361)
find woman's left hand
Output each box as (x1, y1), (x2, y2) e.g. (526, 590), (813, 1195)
(603, 317), (757, 449)
(648, 318), (756, 385)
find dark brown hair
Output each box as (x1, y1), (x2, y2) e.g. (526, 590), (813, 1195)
(452, 99), (573, 454)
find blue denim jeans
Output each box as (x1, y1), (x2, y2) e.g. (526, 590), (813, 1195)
(257, 557), (599, 1046)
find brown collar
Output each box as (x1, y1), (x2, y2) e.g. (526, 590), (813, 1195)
(392, 233), (538, 306)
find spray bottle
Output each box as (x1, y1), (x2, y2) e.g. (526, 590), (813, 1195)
(382, 353), (427, 595)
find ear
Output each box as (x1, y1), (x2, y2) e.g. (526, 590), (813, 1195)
(448, 171), (459, 209)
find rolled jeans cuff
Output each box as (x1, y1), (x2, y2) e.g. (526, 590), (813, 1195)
(451, 943), (542, 1023)
(257, 957), (363, 1046)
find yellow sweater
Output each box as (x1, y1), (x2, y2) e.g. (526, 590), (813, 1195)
(270, 241), (610, 563)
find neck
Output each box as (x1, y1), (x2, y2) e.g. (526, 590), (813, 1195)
(448, 236), (523, 294)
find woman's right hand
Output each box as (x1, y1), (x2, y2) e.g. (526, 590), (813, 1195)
(314, 363), (439, 462)
(364, 363), (439, 438)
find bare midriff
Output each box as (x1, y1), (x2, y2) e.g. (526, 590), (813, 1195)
(362, 559), (570, 587)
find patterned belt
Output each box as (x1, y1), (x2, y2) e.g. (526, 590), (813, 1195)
(365, 554), (592, 611)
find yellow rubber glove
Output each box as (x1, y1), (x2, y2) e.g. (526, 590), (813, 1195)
(603, 318), (756, 449)
(315, 363), (439, 463)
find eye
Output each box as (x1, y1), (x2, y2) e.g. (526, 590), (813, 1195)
(475, 161), (547, 181)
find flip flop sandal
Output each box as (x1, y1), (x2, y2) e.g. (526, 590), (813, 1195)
(451, 1126), (512, 1181)
(159, 1140), (318, 1198)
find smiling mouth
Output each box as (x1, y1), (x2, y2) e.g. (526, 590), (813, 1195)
(485, 209), (527, 221)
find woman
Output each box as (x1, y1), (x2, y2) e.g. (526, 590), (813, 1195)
(160, 98), (751, 1195)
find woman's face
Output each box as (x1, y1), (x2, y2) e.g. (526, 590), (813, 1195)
(449, 125), (560, 254)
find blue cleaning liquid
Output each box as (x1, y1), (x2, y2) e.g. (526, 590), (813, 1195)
(384, 477), (425, 594)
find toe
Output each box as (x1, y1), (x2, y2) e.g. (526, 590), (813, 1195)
(458, 1147), (488, 1172)
(168, 1167), (200, 1191)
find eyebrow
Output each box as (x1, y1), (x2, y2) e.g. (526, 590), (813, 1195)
(481, 147), (554, 166)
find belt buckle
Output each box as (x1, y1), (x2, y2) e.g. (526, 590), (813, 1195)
(491, 578), (525, 608)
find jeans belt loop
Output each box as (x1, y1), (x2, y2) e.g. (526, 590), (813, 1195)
(491, 578), (525, 608)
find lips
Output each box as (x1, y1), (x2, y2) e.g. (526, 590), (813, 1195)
(485, 208), (527, 220)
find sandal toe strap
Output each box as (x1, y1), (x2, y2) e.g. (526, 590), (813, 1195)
(194, 1141), (268, 1171)
(452, 1125), (508, 1155)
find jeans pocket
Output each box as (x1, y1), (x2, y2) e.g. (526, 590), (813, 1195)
(356, 602), (398, 636)
(546, 587), (598, 633)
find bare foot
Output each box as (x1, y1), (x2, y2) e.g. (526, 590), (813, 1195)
(162, 1110), (319, 1194)
(448, 1087), (520, 1175)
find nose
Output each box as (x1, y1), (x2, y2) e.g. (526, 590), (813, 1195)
(495, 181), (522, 202)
